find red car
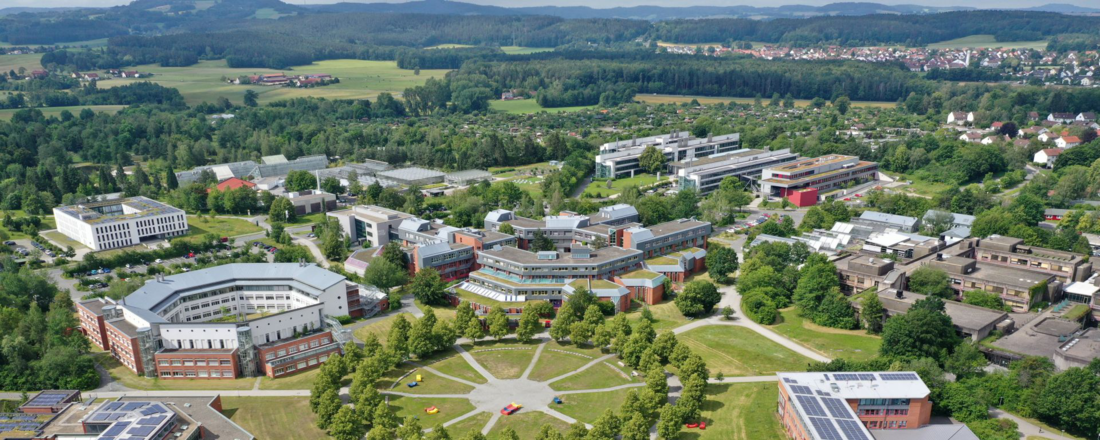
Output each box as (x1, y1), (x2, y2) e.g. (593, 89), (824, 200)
(501, 403), (522, 415)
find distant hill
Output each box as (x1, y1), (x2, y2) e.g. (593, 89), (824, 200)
(0, 7), (87, 16)
(1020, 3), (1100, 13)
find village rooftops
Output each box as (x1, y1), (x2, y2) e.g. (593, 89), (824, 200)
(53, 196), (184, 225)
(479, 245), (641, 266)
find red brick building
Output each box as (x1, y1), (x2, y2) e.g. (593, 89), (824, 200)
(258, 331), (341, 378)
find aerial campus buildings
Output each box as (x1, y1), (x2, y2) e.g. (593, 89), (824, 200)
(332, 204), (711, 313)
(594, 132), (879, 206)
(777, 371), (979, 440)
(53, 196), (190, 251)
(76, 263), (386, 380)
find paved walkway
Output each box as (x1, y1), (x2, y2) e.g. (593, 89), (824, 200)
(989, 408), (1076, 440)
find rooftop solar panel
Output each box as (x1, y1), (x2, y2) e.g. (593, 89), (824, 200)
(809, 417), (843, 440)
(822, 398), (854, 420)
(832, 373), (860, 381)
(816, 390), (831, 397)
(880, 373), (919, 381)
(139, 407), (159, 416)
(783, 377), (797, 384)
(857, 373), (876, 381)
(795, 395), (827, 417)
(837, 419), (871, 440)
(104, 421), (130, 436)
(121, 402), (144, 411)
(791, 385), (814, 395)
(90, 413), (109, 422)
(128, 425), (156, 436)
(139, 415), (167, 426)
(104, 402), (124, 411)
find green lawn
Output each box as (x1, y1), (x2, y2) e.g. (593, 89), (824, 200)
(677, 326), (812, 376)
(386, 395), (476, 424)
(0, 53), (43, 73)
(582, 174), (662, 198)
(287, 211), (329, 226)
(501, 46), (554, 55)
(553, 390), (633, 424)
(42, 230), (88, 250)
(615, 300), (690, 334)
(443, 412), (493, 437)
(378, 365), (475, 395)
(0, 105), (127, 121)
(352, 312), (414, 345)
(425, 354), (489, 384)
(490, 99), (595, 115)
(186, 215), (265, 239)
(95, 59), (450, 106)
(487, 411), (571, 440)
(259, 367), (351, 390)
(926, 34), (1048, 50)
(549, 360), (634, 391)
(466, 343), (538, 380)
(220, 397), (332, 440)
(768, 308), (881, 361)
(95, 352), (256, 391)
(250, 7), (294, 19)
(680, 383), (785, 440)
(527, 348), (595, 382)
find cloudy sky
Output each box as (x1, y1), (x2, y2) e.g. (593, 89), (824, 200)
(5, 0), (1097, 9)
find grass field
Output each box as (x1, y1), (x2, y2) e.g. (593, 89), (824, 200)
(96, 59), (450, 105)
(378, 364), (476, 395)
(0, 105), (126, 121)
(427, 354), (489, 384)
(582, 174), (662, 198)
(634, 94), (897, 109)
(0, 53), (43, 73)
(386, 395), (476, 423)
(526, 348), (596, 382)
(768, 308), (881, 362)
(490, 99), (596, 114)
(0, 38), (108, 48)
(352, 312), (413, 344)
(185, 215), (265, 239)
(554, 390), (632, 424)
(96, 352), (257, 391)
(549, 361), (634, 391)
(42, 230), (87, 250)
(677, 326), (812, 376)
(466, 344), (538, 379)
(501, 46), (554, 55)
(926, 34), (1048, 50)
(425, 44), (476, 49)
(487, 410), (571, 439)
(443, 412), (493, 437)
(616, 300), (691, 334)
(681, 383), (785, 440)
(220, 397), (332, 440)
(259, 367), (351, 390)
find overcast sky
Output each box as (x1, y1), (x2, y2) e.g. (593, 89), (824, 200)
(5, 0), (1097, 10)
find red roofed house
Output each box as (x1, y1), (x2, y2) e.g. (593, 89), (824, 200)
(30, 70), (48, 79)
(1056, 136), (1082, 149)
(216, 177), (256, 192)
(1034, 148), (1063, 168)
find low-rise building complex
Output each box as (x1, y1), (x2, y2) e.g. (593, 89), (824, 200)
(53, 196), (189, 251)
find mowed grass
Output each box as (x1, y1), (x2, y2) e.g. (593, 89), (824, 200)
(549, 361), (634, 392)
(501, 46), (553, 55)
(220, 397), (332, 440)
(554, 390), (633, 425)
(185, 215), (265, 239)
(926, 34), (1048, 50)
(444, 412), (493, 437)
(677, 326), (811, 376)
(490, 99), (595, 114)
(0, 105), (125, 121)
(352, 312), (414, 345)
(378, 359), (475, 395)
(527, 348), (597, 382)
(386, 395), (476, 423)
(259, 366), (350, 390)
(95, 352), (257, 391)
(682, 383), (785, 440)
(614, 300), (691, 334)
(582, 174), (662, 198)
(488, 410), (571, 439)
(768, 308), (881, 361)
(96, 59), (450, 105)
(466, 344), (537, 380)
(425, 354), (489, 384)
(0, 53), (43, 73)
(634, 94), (896, 109)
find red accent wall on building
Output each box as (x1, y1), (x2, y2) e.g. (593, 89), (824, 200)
(789, 188), (819, 207)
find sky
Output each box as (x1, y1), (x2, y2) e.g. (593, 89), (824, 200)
(4, 0), (1097, 10)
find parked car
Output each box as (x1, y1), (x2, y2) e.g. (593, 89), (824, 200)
(3, 241), (14, 245)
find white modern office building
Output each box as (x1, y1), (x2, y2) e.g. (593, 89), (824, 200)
(674, 148), (800, 194)
(53, 196), (189, 251)
(594, 131), (742, 179)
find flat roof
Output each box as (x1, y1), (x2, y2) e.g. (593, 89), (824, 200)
(878, 290), (1008, 333)
(377, 167), (445, 181)
(870, 424), (978, 440)
(644, 218), (711, 238)
(53, 196), (184, 225)
(125, 263), (345, 312)
(479, 245), (641, 266)
(21, 390), (80, 409)
(762, 160), (876, 186)
(767, 154), (855, 173)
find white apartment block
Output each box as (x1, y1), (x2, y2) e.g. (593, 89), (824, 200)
(53, 196), (189, 251)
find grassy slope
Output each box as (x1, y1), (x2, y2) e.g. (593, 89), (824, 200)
(926, 34), (1048, 50)
(684, 382), (785, 440)
(220, 396), (332, 440)
(549, 361), (634, 392)
(490, 99), (595, 114)
(583, 174), (662, 198)
(386, 395), (476, 424)
(487, 410), (571, 439)
(677, 326), (812, 376)
(466, 345), (537, 380)
(767, 308), (881, 362)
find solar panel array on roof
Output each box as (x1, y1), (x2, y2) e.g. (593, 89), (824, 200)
(809, 417), (842, 440)
(822, 398), (853, 419)
(783, 377), (798, 384)
(104, 421), (130, 436)
(815, 390), (831, 397)
(880, 373), (920, 381)
(796, 395), (827, 417)
(791, 385), (814, 395)
(858, 373), (876, 380)
(837, 419), (871, 440)
(832, 373), (860, 380)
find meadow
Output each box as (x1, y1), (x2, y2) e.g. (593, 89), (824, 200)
(926, 34), (1049, 50)
(490, 99), (595, 114)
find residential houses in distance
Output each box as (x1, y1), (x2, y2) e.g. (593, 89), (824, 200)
(229, 73), (339, 88)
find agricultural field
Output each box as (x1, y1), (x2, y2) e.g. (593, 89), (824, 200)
(501, 46), (554, 55)
(95, 59), (450, 105)
(768, 308), (882, 362)
(677, 326), (813, 376)
(490, 99), (596, 114)
(0, 105), (126, 121)
(926, 34), (1049, 50)
(0, 53), (44, 73)
(635, 94), (897, 109)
